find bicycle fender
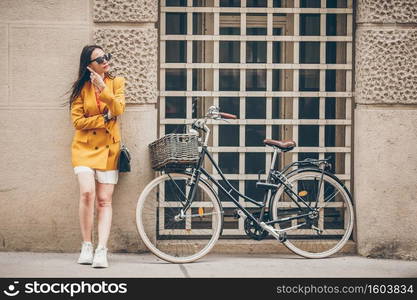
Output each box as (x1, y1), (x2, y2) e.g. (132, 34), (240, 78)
(286, 167), (352, 199)
(268, 167), (353, 212)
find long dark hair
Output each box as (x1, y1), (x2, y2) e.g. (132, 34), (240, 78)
(63, 45), (114, 111)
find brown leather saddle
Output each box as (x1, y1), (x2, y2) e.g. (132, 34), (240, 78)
(263, 139), (296, 152)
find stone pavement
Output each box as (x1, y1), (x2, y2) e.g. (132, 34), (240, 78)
(0, 252), (416, 278)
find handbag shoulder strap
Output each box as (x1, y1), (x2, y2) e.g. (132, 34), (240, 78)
(112, 77), (124, 145)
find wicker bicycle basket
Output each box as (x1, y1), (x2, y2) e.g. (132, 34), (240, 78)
(148, 133), (200, 171)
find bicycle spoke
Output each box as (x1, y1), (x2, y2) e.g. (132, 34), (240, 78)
(324, 189), (341, 203)
(316, 189), (342, 210)
(136, 173), (223, 263)
(167, 174), (188, 206)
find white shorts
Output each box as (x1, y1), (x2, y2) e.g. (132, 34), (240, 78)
(74, 166), (119, 184)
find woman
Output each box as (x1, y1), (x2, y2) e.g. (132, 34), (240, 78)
(68, 45), (126, 268)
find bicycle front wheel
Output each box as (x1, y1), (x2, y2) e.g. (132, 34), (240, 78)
(271, 169), (354, 258)
(136, 172), (223, 263)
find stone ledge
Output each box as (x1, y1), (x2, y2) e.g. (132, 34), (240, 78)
(355, 27), (417, 104)
(93, 0), (158, 23)
(156, 239), (356, 255)
(359, 241), (417, 261)
(356, 0), (417, 24)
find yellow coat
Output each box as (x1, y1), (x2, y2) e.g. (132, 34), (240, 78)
(71, 76), (126, 171)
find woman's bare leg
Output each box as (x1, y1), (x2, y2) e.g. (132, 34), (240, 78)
(77, 172), (96, 242)
(95, 181), (115, 248)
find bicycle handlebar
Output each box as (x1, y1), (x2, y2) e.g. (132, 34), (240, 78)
(219, 112), (237, 119)
(190, 106), (236, 146)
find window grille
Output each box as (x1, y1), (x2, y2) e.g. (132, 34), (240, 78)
(160, 0), (353, 237)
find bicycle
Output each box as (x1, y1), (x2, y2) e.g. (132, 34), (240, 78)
(136, 106), (354, 263)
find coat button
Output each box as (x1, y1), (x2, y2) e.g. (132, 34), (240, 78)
(106, 145), (109, 148)
(93, 131), (96, 135)
(95, 146), (98, 150)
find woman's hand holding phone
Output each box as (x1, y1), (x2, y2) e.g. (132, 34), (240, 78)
(87, 66), (106, 92)
(87, 67), (115, 122)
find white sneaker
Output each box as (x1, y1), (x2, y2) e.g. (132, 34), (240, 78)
(92, 246), (109, 268)
(77, 242), (93, 265)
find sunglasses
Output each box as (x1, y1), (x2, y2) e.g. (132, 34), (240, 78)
(89, 53), (112, 64)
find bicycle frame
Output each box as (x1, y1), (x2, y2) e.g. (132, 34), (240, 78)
(139, 107), (354, 261)
(169, 143), (327, 228)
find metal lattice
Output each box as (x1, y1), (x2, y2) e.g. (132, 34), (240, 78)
(159, 0), (353, 237)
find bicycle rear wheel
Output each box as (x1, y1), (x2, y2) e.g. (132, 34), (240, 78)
(270, 169), (354, 258)
(136, 172), (223, 263)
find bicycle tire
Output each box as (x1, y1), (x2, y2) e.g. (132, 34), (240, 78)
(270, 169), (354, 258)
(136, 172), (223, 263)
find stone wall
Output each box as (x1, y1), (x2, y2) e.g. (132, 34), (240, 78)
(91, 0), (158, 252)
(2, 0), (417, 259)
(0, 0), (158, 252)
(354, 0), (417, 260)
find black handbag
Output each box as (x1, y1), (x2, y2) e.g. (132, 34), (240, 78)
(118, 143), (131, 172)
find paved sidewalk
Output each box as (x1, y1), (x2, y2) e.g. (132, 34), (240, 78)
(0, 252), (416, 278)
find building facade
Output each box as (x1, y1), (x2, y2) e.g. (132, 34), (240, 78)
(0, 0), (415, 259)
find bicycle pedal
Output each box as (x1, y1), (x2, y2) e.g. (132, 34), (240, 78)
(311, 225), (323, 235)
(233, 210), (240, 219)
(233, 210), (246, 220)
